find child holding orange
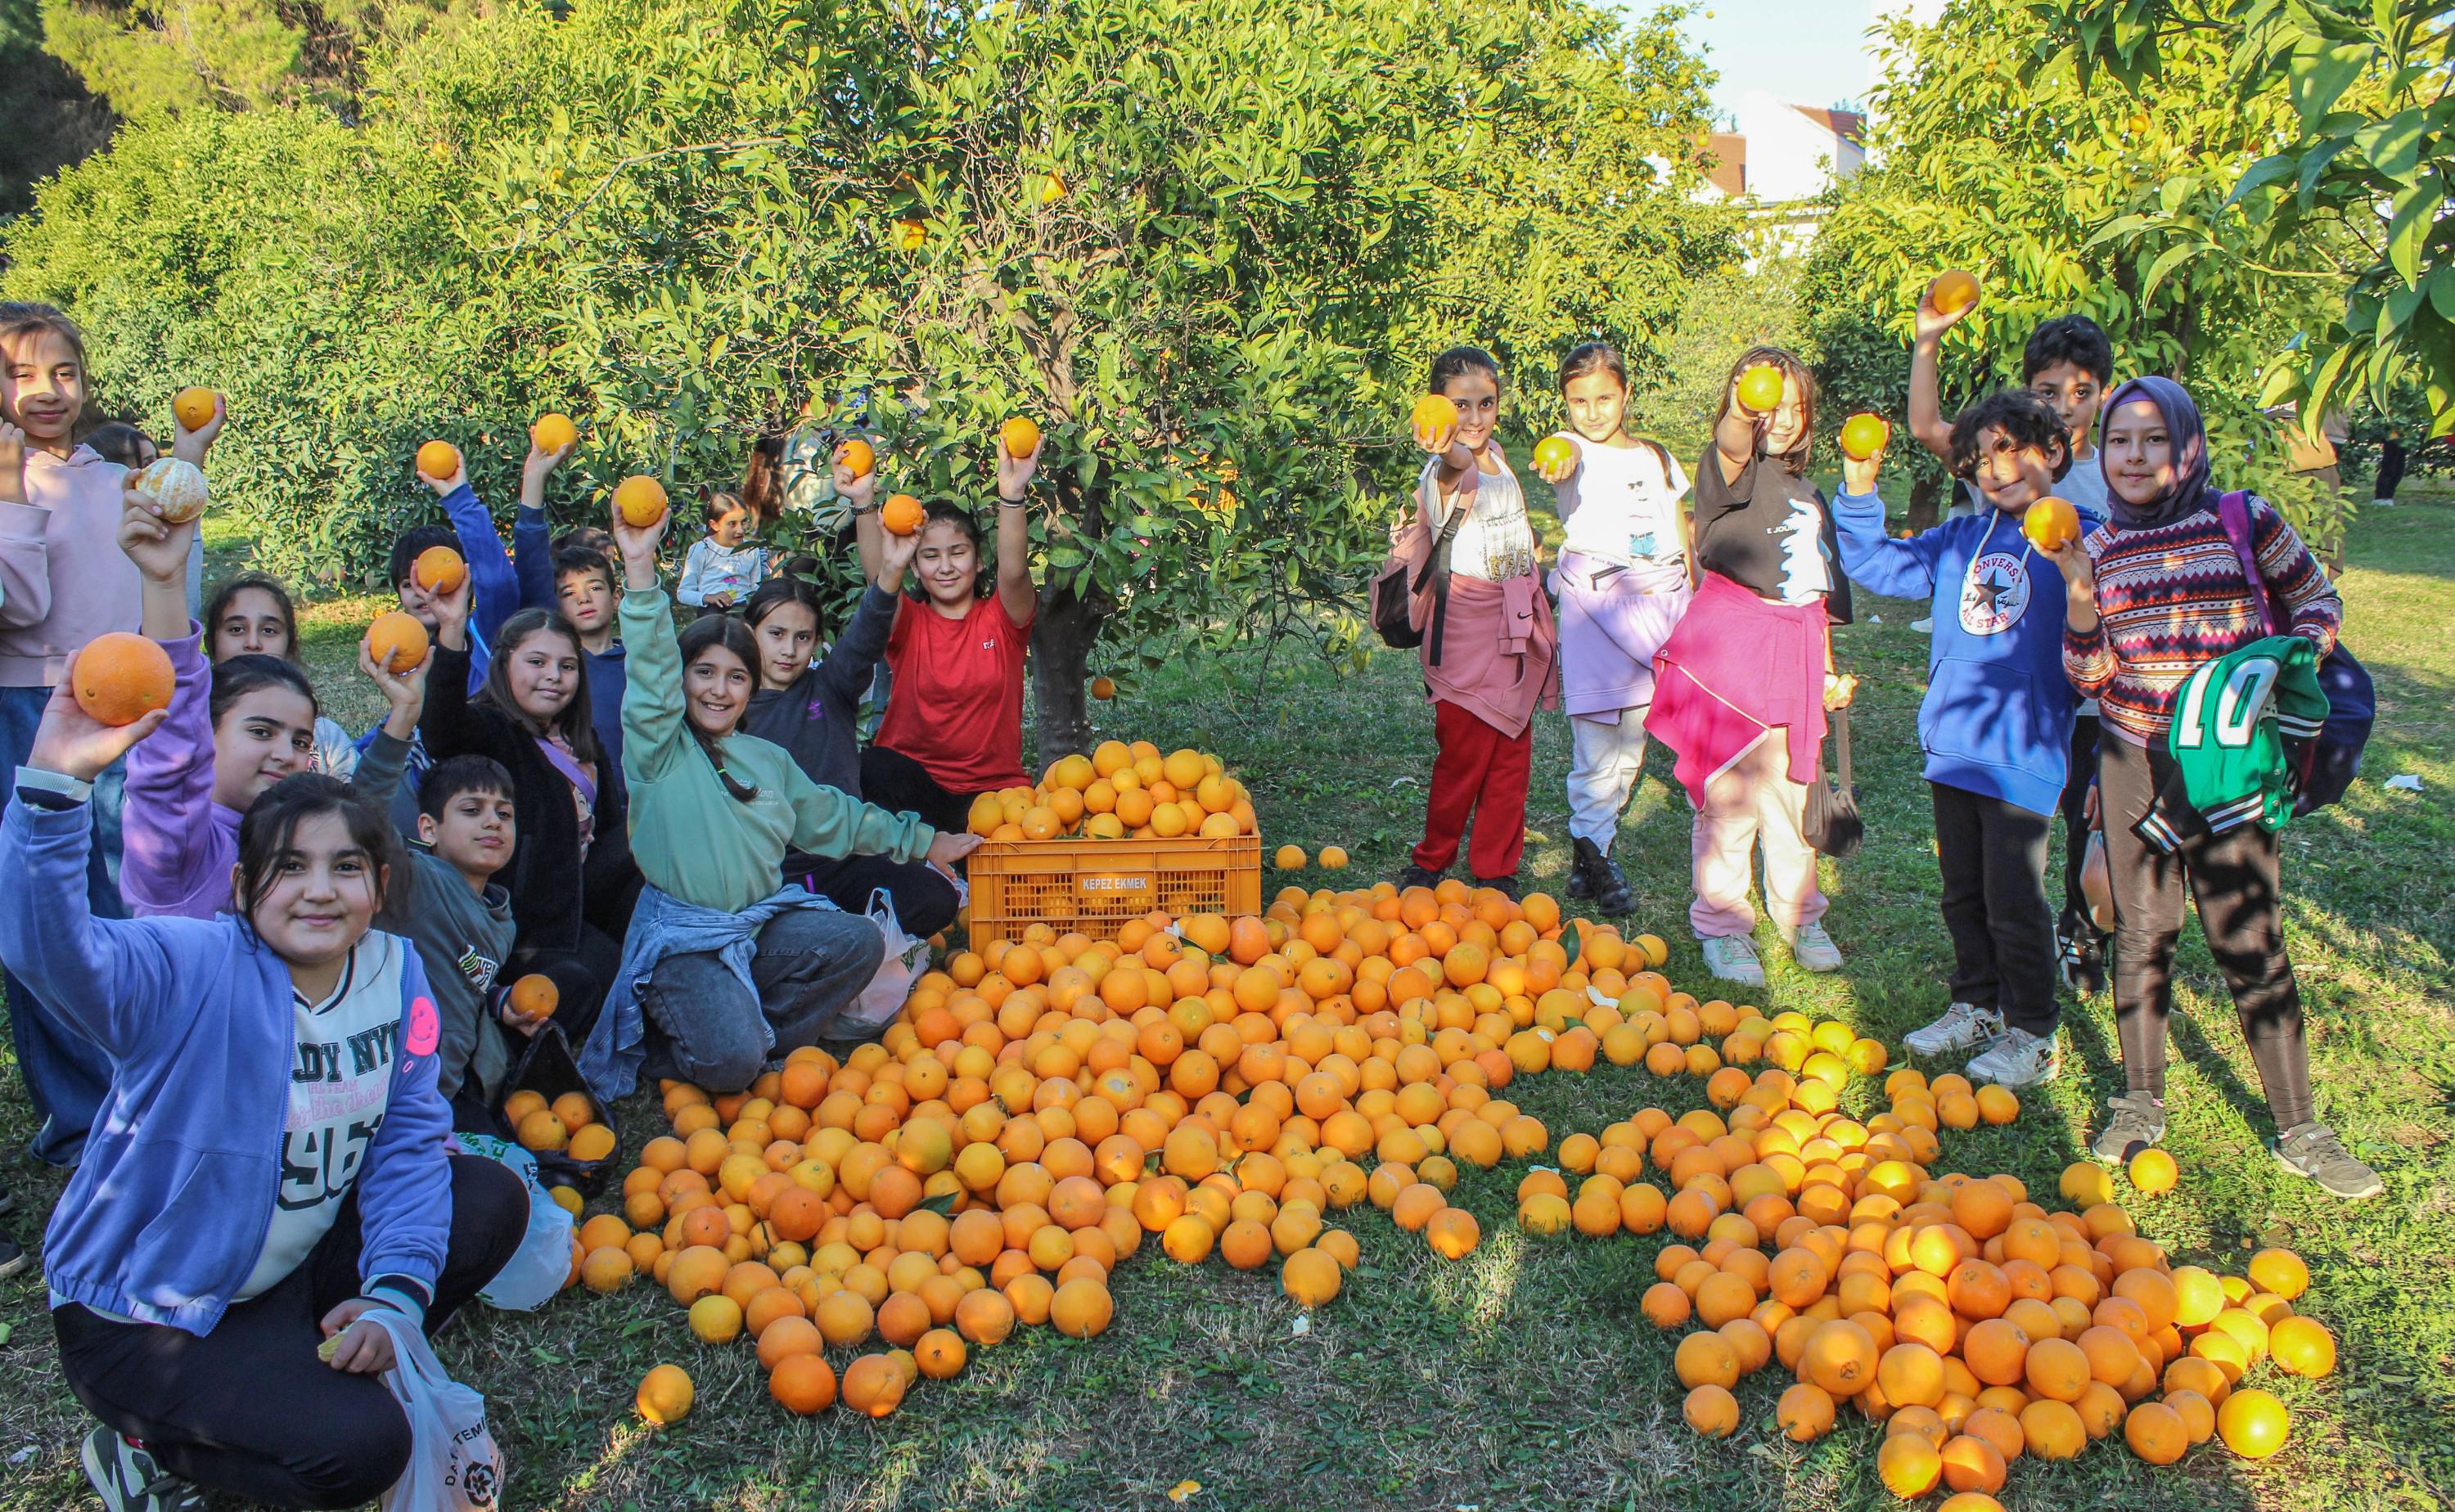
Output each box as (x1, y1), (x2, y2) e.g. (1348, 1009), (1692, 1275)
(1394, 347), (1558, 899)
(1646, 348), (1852, 983)
(1530, 341), (1690, 913)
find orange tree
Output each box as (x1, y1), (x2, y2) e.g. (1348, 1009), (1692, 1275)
(1799, 0), (2358, 545)
(5, 0), (1732, 757)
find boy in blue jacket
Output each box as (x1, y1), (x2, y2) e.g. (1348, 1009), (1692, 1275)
(1835, 390), (2102, 1087)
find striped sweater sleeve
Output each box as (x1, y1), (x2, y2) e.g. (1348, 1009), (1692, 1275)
(2247, 499), (2341, 659)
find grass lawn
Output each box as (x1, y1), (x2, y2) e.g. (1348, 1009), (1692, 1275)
(2, 488), (2451, 1512)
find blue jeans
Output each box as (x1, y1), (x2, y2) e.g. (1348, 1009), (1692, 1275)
(0, 682), (121, 1166)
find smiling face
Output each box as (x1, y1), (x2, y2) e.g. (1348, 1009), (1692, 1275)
(1561, 370), (1630, 446)
(1964, 424), (2064, 514)
(211, 585), (293, 662)
(1440, 368), (1502, 452)
(2028, 361), (2105, 457)
(685, 642), (754, 738)
(213, 684), (318, 810)
(241, 811), (385, 970)
(1756, 372), (1808, 457)
(915, 518), (980, 611)
(2100, 398), (2175, 511)
(502, 625), (582, 723)
(753, 600), (820, 689)
(2, 329), (87, 454)
(418, 785), (516, 880)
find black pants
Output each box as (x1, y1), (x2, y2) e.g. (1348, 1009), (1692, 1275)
(507, 920), (622, 1050)
(795, 850), (962, 939)
(2098, 736), (2313, 1127)
(2373, 443), (2404, 501)
(1930, 781), (2060, 1035)
(2056, 713), (2102, 938)
(52, 1154), (526, 1510)
(860, 745), (980, 837)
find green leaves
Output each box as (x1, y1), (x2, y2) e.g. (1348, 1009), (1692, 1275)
(2286, 37), (2373, 129)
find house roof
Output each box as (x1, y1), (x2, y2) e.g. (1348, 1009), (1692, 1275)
(1703, 131), (1746, 197)
(1791, 105), (1866, 144)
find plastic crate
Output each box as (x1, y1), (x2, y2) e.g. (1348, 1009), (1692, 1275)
(965, 833), (1262, 943)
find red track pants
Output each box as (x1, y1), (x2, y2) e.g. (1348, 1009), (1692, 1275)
(1412, 698), (1532, 880)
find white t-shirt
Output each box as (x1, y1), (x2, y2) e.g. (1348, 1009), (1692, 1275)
(236, 934), (409, 1301)
(1552, 439), (1690, 591)
(1419, 457), (1537, 584)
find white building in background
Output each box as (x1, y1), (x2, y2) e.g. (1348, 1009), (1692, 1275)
(1692, 92), (1866, 256)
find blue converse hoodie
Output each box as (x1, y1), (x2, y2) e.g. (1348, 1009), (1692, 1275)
(1833, 489), (2103, 817)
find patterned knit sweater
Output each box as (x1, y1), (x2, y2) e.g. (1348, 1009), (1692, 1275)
(2063, 497), (2340, 747)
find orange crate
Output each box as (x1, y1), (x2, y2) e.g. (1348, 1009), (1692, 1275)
(964, 833), (1262, 944)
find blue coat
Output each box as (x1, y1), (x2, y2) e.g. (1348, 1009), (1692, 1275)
(1833, 490), (2101, 817)
(0, 795), (453, 1334)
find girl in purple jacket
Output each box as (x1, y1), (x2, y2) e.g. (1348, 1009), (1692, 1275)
(0, 660), (524, 1512)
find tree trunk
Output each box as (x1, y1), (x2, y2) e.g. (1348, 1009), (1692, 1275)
(1029, 581), (1106, 763)
(1907, 474), (1944, 533)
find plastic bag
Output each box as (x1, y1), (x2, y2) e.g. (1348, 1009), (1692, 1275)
(842, 887), (933, 1033)
(454, 1134), (574, 1312)
(364, 1308), (506, 1511)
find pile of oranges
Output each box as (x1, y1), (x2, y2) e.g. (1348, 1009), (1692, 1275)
(547, 869), (2333, 1495)
(965, 740), (1259, 841)
(505, 1087), (615, 1164)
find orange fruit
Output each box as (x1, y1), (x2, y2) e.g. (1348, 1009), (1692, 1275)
(172, 386), (218, 431)
(365, 610), (431, 676)
(2124, 1400), (2187, 1465)
(881, 493), (926, 536)
(836, 437), (875, 477)
(530, 412), (577, 452)
(1050, 1277), (1113, 1337)
(1938, 1433), (2006, 1494)
(71, 633), (174, 727)
(1930, 268), (1982, 315)
(1674, 1332), (1739, 1391)
(1426, 1207), (1480, 1260)
(1282, 1247), (1342, 1307)
(1777, 1382), (1836, 1442)
(614, 475), (668, 526)
(1091, 676), (1116, 700)
(1682, 1383), (1739, 1438)
(579, 1246), (632, 1294)
(1318, 845), (1348, 869)
(1877, 1431), (1943, 1496)
(1531, 435), (1576, 475)
(768, 1353), (836, 1415)
(1736, 363), (1786, 412)
(1839, 412), (1890, 461)
(2216, 1387), (2289, 1459)
(2019, 1397), (2086, 1460)
(411, 544), (467, 597)
(2023, 497), (2080, 551)
(755, 1315), (822, 1370)
(2128, 1147), (2178, 1193)
(415, 439), (461, 479)
(2247, 1248), (2310, 1301)
(2268, 1315), (2336, 1378)
(634, 1364), (692, 1426)
(1000, 416), (1041, 459)
(840, 1353), (905, 1418)
(687, 1294), (742, 1343)
(1411, 394), (1459, 443)
(2024, 1336), (2090, 1402)
(132, 457), (208, 524)
(1802, 1319), (1878, 1396)
(914, 1327), (968, 1380)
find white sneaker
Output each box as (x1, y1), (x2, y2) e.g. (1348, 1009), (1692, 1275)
(2369, 498), (2394, 508)
(1903, 1001), (2004, 1057)
(1910, 616), (1935, 633)
(1966, 1026), (2061, 1087)
(1782, 921), (1843, 972)
(1700, 934), (1766, 985)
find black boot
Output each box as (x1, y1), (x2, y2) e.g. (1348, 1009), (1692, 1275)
(1572, 837), (1634, 914)
(1393, 862), (1443, 892)
(1565, 839), (1597, 900)
(1474, 873), (1520, 902)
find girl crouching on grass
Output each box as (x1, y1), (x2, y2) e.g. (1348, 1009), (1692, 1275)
(2042, 376), (2379, 1199)
(1646, 347), (1854, 985)
(1396, 345), (1558, 900)
(579, 505), (980, 1100)
(0, 666), (524, 1512)
(1530, 340), (1691, 913)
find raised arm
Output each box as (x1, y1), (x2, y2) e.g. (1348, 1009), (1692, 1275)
(993, 431), (1042, 626)
(1908, 286), (1974, 463)
(347, 637), (430, 826)
(1828, 439), (1945, 601)
(428, 461), (519, 652)
(415, 569), (501, 762)
(512, 437), (574, 611)
(612, 506), (689, 785)
(0, 670), (179, 1057)
(819, 533), (915, 703)
(843, 443), (887, 585)
(780, 760), (980, 875)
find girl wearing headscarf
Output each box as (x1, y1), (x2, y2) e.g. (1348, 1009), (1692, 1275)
(2040, 376), (2378, 1199)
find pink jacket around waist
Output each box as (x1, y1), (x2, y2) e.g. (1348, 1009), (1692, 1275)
(1645, 569), (1827, 804)
(1420, 571), (1558, 739)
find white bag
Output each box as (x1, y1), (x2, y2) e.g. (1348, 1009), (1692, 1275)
(454, 1134), (573, 1312)
(365, 1308), (506, 1511)
(842, 886), (935, 1033)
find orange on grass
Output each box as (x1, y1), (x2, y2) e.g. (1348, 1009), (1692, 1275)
(614, 475), (669, 527)
(71, 633), (174, 727)
(881, 493), (926, 536)
(2216, 1388), (2290, 1460)
(2247, 1248), (2310, 1301)
(1802, 1319), (1878, 1396)
(2019, 1398), (2086, 1460)
(1938, 1434), (2006, 1495)
(1282, 1247), (1342, 1307)
(1877, 1431), (1944, 1496)
(1318, 845), (1349, 869)
(1050, 1277), (1113, 1338)
(415, 439), (461, 479)
(2024, 1336), (2090, 1402)
(2128, 1147), (2178, 1193)
(1777, 1383), (1836, 1442)
(2124, 1401), (2187, 1465)
(755, 1315), (822, 1370)
(2268, 1315), (2336, 1378)
(915, 1327), (968, 1380)
(635, 1364), (692, 1426)
(768, 1353), (836, 1415)
(1674, 1332), (1740, 1391)
(1000, 416), (1041, 459)
(579, 1246), (632, 1294)
(687, 1294), (743, 1343)
(840, 1354), (906, 1418)
(1683, 1383), (1739, 1438)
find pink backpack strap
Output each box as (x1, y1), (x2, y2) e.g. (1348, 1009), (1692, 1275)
(2214, 490), (2282, 637)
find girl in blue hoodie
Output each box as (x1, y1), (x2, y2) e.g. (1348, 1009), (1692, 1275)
(1833, 390), (2101, 1089)
(0, 661), (525, 1512)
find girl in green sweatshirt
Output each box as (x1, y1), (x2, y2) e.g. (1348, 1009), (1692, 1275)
(575, 506), (980, 1099)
